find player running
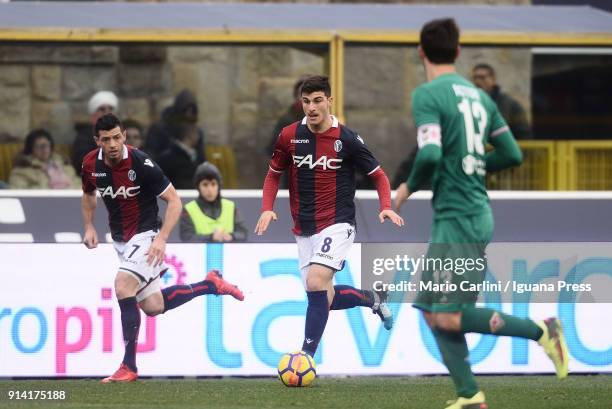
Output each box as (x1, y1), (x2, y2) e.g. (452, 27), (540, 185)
(81, 113), (244, 383)
(255, 75), (404, 358)
(394, 18), (569, 409)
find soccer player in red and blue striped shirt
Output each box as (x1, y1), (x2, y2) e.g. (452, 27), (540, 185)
(255, 76), (404, 358)
(82, 114), (244, 382)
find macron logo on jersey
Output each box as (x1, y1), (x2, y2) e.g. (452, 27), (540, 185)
(293, 154), (343, 170)
(98, 185), (141, 199)
(144, 159), (154, 168)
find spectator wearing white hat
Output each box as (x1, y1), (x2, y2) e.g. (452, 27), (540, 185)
(71, 91), (119, 174)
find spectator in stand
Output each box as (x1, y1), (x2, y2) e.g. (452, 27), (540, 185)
(180, 162), (247, 243)
(10, 129), (79, 189)
(265, 77), (306, 157)
(472, 63), (532, 139)
(72, 90), (119, 174)
(145, 89), (206, 163)
(156, 123), (204, 190)
(123, 119), (146, 150)
(392, 63), (532, 189)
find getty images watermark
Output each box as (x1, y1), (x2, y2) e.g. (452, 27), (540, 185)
(360, 243), (611, 303)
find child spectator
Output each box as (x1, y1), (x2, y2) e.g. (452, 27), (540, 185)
(180, 162), (247, 242)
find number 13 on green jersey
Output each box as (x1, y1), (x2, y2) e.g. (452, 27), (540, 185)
(411, 72), (511, 218)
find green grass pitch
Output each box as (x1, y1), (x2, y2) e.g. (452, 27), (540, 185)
(1, 375), (611, 409)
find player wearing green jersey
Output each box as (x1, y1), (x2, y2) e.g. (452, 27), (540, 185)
(394, 18), (569, 409)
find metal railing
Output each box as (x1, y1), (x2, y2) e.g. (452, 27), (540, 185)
(487, 140), (612, 190)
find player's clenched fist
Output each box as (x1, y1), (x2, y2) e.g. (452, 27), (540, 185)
(83, 227), (99, 249)
(255, 210), (278, 236)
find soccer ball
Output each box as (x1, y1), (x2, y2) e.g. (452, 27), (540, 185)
(277, 350), (316, 387)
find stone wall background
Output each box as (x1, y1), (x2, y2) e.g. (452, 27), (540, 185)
(0, 43), (531, 187)
(343, 45), (531, 183)
(0, 44), (326, 186)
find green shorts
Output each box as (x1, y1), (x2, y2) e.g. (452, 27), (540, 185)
(413, 211), (494, 313)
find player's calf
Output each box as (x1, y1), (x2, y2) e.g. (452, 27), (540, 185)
(118, 296), (140, 373)
(302, 264), (335, 357)
(139, 292), (165, 316)
(329, 286), (393, 330)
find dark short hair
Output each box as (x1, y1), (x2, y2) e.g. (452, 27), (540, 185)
(300, 75), (331, 97)
(473, 63), (496, 77)
(95, 113), (123, 137)
(23, 129), (53, 155)
(293, 77), (307, 99)
(420, 18), (460, 64)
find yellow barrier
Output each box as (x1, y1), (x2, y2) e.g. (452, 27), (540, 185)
(0, 143), (22, 184)
(487, 140), (612, 190)
(205, 145), (239, 189)
(487, 141), (556, 190)
(566, 141), (612, 190)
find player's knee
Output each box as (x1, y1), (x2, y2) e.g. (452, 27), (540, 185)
(114, 273), (138, 299)
(305, 274), (328, 291)
(305, 278), (323, 291)
(433, 313), (461, 332)
(422, 311), (435, 329)
(115, 286), (133, 300)
(305, 264), (333, 292)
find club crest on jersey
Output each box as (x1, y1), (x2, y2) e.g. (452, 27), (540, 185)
(97, 185), (141, 199)
(292, 154), (343, 170)
(128, 169), (137, 181)
(334, 140), (343, 152)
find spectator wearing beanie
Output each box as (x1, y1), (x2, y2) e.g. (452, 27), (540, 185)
(72, 91), (119, 174)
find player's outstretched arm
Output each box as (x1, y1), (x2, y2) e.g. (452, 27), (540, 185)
(148, 185), (182, 266)
(394, 145), (440, 214)
(369, 167), (404, 227)
(82, 190), (99, 249)
(255, 167), (282, 235)
(393, 182), (412, 213)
